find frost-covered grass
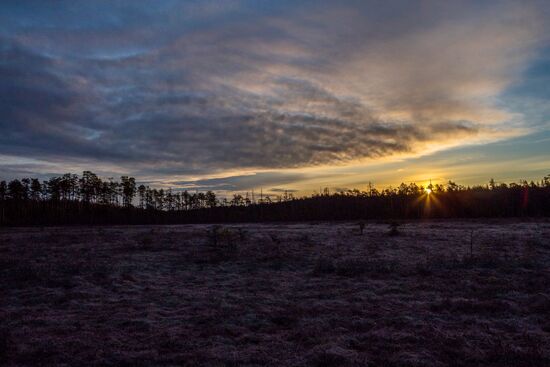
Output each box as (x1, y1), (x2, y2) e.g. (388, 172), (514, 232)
(1, 220), (549, 366)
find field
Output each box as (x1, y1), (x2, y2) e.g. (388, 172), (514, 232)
(1, 221), (550, 366)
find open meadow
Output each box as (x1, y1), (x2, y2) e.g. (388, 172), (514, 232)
(1, 221), (550, 366)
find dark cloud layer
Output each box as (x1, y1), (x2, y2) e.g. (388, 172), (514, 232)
(0, 1), (549, 188)
(0, 35), (480, 172)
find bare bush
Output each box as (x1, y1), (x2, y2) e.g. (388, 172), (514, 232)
(335, 258), (398, 277)
(312, 256), (336, 275)
(358, 221), (365, 235)
(388, 222), (400, 236)
(203, 226), (239, 263)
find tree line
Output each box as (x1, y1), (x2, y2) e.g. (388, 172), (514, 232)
(1, 171), (549, 225)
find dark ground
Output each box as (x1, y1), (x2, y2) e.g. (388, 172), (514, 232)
(1, 221), (549, 366)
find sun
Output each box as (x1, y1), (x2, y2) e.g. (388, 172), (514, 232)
(425, 188), (432, 195)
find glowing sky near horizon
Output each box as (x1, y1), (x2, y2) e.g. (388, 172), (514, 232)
(1, 1), (549, 194)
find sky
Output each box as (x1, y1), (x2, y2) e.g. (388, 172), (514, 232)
(1, 0), (549, 195)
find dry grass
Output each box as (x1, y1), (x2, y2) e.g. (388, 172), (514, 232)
(1, 220), (549, 366)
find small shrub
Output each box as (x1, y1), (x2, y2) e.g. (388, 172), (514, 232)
(269, 233), (281, 244)
(217, 228), (238, 252)
(247, 233), (286, 265)
(418, 252), (540, 274)
(415, 255), (460, 276)
(125, 234), (164, 252)
(479, 338), (549, 366)
(207, 225), (221, 247)
(3, 262), (77, 289)
(460, 254), (508, 270)
(312, 256), (336, 275)
(358, 221), (365, 235)
(308, 345), (359, 367)
(529, 294), (550, 314)
(0, 328), (12, 362)
(335, 258), (397, 277)
(526, 237), (547, 249)
(429, 297), (510, 314)
(388, 222), (400, 236)
(139, 236), (154, 247)
(298, 233), (317, 248)
(204, 226), (238, 262)
(237, 227), (247, 241)
(415, 262), (434, 276)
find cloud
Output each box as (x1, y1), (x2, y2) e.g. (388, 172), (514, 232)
(172, 172), (306, 192)
(0, 0), (548, 188)
(269, 188), (298, 193)
(0, 42), (111, 159)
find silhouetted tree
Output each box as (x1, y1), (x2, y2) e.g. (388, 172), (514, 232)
(0, 181), (7, 201)
(59, 174), (78, 200)
(120, 176), (137, 207)
(79, 171), (101, 203)
(154, 189), (164, 210)
(231, 194), (244, 206)
(138, 185), (146, 209)
(205, 191), (217, 208)
(175, 192), (183, 210)
(8, 180), (26, 201)
(21, 178), (31, 199)
(1, 170), (549, 226)
(182, 190), (190, 210)
(30, 179), (42, 200)
(165, 188), (175, 211)
(46, 177), (61, 201)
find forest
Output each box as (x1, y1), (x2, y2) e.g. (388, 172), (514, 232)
(1, 171), (549, 226)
